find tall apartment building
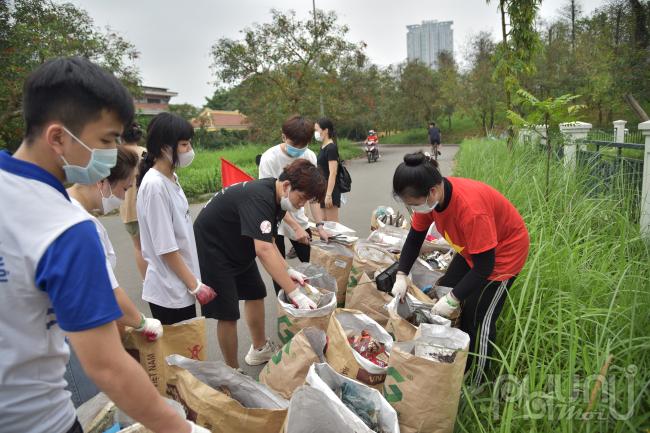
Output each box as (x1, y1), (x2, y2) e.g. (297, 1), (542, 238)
(406, 20), (453, 69)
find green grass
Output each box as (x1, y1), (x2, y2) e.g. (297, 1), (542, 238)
(176, 139), (363, 199)
(453, 138), (650, 431)
(381, 115), (486, 145)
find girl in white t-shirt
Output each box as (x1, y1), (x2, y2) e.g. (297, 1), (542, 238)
(67, 146), (163, 340)
(136, 113), (216, 324)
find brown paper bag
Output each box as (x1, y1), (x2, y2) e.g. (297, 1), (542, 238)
(165, 366), (287, 433)
(165, 355), (288, 433)
(122, 317), (206, 393)
(384, 293), (437, 342)
(382, 329), (469, 433)
(344, 273), (393, 326)
(276, 290), (336, 344)
(346, 241), (396, 291)
(325, 309), (393, 390)
(310, 240), (354, 307)
(259, 327), (327, 399)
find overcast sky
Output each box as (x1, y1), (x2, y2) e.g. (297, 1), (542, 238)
(62, 0), (606, 106)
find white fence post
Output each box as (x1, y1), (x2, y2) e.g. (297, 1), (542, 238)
(640, 121), (650, 238)
(613, 120), (627, 143)
(560, 122), (592, 168)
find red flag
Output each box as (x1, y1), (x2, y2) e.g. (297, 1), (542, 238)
(220, 157), (253, 188)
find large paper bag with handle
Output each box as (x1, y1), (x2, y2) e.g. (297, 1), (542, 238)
(310, 240), (354, 307)
(122, 317), (206, 393)
(259, 327), (327, 399)
(165, 355), (288, 433)
(325, 309), (393, 390)
(384, 294), (445, 342)
(344, 273), (392, 326)
(383, 324), (470, 433)
(347, 241), (396, 290)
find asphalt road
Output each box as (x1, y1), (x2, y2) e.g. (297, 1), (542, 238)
(101, 143), (458, 377)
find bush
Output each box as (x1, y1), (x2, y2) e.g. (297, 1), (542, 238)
(454, 138), (650, 431)
(177, 140), (363, 199)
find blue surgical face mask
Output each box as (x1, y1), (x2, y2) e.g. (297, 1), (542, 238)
(286, 143), (306, 158)
(60, 126), (117, 184)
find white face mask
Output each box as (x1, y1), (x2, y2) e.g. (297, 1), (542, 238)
(411, 190), (438, 214)
(99, 182), (123, 215)
(280, 186), (298, 212)
(314, 131), (323, 142)
(177, 148), (195, 168)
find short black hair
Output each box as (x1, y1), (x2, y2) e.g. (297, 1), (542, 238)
(22, 56), (134, 140)
(137, 112), (194, 186)
(393, 152), (442, 198)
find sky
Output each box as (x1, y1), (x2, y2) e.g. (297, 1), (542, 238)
(62, 0), (607, 107)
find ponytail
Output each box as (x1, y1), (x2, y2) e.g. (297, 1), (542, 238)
(136, 151), (155, 187)
(392, 151), (442, 199)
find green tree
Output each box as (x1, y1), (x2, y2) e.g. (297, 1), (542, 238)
(0, 0), (140, 150)
(210, 9), (365, 136)
(435, 51), (460, 130)
(169, 103), (200, 121)
(204, 87), (241, 111)
(487, 0), (543, 148)
(394, 61), (439, 129)
(508, 89), (584, 195)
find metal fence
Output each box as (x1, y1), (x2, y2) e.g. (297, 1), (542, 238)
(587, 129), (644, 144)
(576, 139), (644, 219)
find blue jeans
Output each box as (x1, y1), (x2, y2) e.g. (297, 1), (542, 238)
(64, 343), (99, 408)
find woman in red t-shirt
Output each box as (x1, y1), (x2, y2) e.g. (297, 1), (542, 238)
(391, 152), (529, 385)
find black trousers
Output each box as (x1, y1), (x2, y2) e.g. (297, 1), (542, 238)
(273, 230), (311, 294)
(66, 418), (83, 433)
(148, 302), (196, 325)
(438, 254), (516, 385)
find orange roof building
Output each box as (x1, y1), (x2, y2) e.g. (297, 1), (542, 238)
(191, 108), (251, 131)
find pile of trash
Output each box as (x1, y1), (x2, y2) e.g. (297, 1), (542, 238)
(103, 208), (473, 433)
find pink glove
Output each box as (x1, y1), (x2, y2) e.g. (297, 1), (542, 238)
(189, 279), (217, 305)
(135, 314), (163, 342)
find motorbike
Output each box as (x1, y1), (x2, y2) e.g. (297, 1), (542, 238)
(364, 140), (379, 163)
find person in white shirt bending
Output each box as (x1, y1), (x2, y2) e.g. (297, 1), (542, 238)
(258, 115), (330, 293)
(136, 113), (216, 325)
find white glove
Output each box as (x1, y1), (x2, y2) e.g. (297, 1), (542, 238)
(287, 287), (317, 309)
(391, 272), (408, 301)
(287, 267), (307, 285)
(135, 314), (163, 341)
(188, 279), (217, 305)
(187, 420), (211, 433)
(431, 292), (460, 319)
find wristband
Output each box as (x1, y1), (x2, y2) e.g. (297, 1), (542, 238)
(137, 313), (146, 330)
(188, 278), (201, 295)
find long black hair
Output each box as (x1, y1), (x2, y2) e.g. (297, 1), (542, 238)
(316, 117), (337, 144)
(392, 152), (443, 199)
(137, 112), (194, 186)
(121, 122), (143, 144)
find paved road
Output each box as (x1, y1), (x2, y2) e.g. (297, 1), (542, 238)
(101, 143), (458, 376)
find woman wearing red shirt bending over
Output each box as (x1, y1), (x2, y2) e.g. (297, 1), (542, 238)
(390, 152), (529, 385)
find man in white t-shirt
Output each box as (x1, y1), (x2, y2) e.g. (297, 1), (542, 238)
(258, 115), (330, 293)
(0, 57), (207, 433)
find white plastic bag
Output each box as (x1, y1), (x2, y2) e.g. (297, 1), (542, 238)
(285, 386), (355, 433)
(304, 363), (400, 433)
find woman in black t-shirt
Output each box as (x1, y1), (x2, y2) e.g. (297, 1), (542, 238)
(193, 159), (326, 370)
(315, 117), (341, 222)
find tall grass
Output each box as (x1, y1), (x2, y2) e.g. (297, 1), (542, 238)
(454, 138), (650, 432)
(177, 139), (363, 199)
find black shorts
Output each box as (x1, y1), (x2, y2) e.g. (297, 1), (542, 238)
(200, 262), (267, 321)
(430, 139), (440, 145)
(320, 186), (341, 208)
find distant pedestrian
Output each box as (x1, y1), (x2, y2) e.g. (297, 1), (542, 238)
(315, 117), (341, 222)
(428, 122), (441, 159)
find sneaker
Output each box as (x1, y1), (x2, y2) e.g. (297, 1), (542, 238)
(287, 246), (297, 259)
(244, 339), (279, 366)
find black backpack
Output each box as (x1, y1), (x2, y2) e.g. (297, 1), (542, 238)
(337, 159), (352, 193)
